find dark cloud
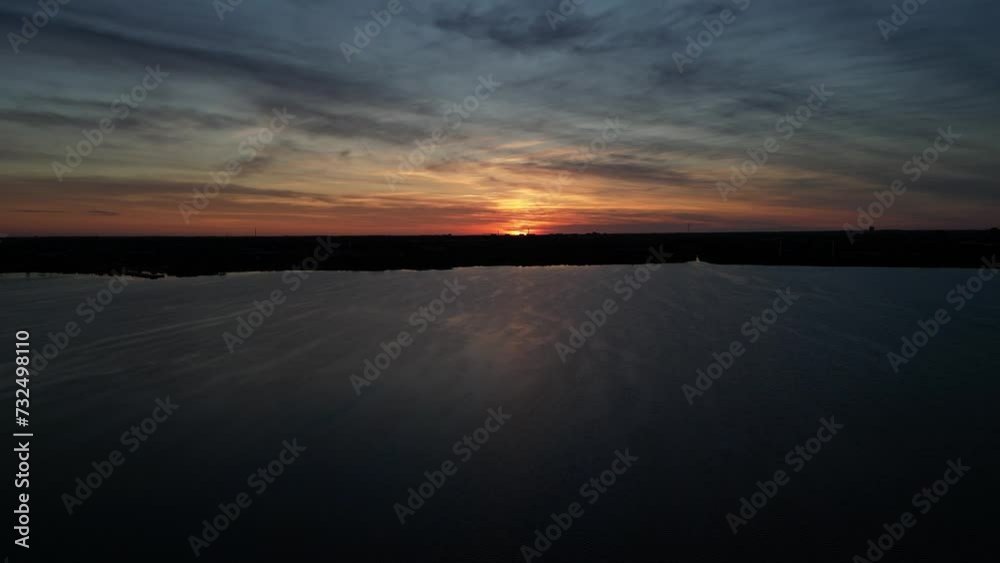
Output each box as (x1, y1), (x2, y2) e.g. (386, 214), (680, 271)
(432, 1), (613, 50)
(0, 0), (997, 233)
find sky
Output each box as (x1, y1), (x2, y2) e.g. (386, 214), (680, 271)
(1, 0), (998, 236)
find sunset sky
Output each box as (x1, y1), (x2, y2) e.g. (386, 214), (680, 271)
(1, 0), (998, 236)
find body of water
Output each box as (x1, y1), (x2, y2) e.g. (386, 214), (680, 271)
(1, 264), (997, 561)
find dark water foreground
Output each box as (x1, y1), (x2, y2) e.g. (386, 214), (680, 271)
(1, 264), (998, 562)
(1, 230), (998, 277)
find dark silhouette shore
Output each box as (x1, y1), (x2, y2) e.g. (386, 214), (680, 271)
(1, 230), (997, 278)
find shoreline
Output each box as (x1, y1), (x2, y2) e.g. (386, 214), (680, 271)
(1, 230), (996, 279)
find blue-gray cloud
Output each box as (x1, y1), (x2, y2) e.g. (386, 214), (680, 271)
(0, 0), (997, 232)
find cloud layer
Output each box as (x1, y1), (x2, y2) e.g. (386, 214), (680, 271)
(1, 0), (997, 235)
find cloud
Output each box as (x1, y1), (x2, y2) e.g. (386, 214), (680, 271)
(0, 0), (997, 234)
(432, 1), (613, 50)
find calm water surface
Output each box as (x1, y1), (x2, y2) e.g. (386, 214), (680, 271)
(1, 264), (997, 562)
